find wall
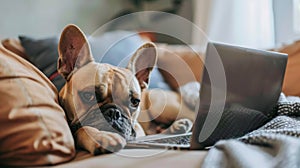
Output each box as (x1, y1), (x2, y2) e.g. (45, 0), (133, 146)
(0, 0), (193, 43)
(0, 0), (125, 39)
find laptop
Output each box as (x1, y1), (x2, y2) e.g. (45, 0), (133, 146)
(126, 42), (288, 150)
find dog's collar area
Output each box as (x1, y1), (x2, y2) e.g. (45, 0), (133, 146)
(49, 71), (60, 81)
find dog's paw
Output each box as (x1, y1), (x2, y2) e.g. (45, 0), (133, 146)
(92, 131), (126, 155)
(165, 118), (193, 134)
(76, 127), (126, 155)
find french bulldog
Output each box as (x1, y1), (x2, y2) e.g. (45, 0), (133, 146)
(57, 24), (193, 155)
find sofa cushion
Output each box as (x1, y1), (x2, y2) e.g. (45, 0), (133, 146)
(277, 40), (300, 96)
(156, 44), (204, 90)
(0, 42), (75, 166)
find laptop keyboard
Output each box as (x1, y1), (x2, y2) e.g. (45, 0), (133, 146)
(141, 134), (192, 145)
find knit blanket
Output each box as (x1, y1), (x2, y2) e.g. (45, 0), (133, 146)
(201, 94), (300, 168)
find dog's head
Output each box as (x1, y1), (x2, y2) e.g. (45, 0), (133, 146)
(57, 24), (157, 140)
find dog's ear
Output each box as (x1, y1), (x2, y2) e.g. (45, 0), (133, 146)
(57, 24), (94, 80)
(127, 42), (157, 90)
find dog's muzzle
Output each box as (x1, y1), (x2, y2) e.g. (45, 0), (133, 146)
(100, 104), (136, 140)
(74, 103), (136, 141)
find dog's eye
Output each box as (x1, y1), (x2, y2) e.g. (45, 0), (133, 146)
(130, 98), (140, 108)
(80, 92), (96, 103)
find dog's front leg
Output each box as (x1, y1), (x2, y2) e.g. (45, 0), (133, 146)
(75, 126), (126, 155)
(134, 122), (146, 137)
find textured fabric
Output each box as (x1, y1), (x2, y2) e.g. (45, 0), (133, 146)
(0, 42), (75, 166)
(202, 94), (300, 168)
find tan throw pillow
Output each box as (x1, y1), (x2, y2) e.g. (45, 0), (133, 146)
(0, 42), (75, 166)
(156, 44), (204, 90)
(277, 41), (300, 96)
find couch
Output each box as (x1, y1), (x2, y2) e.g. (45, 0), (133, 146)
(1, 36), (300, 167)
(0, 37), (208, 167)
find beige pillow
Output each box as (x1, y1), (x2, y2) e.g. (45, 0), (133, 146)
(0, 42), (75, 166)
(277, 40), (300, 96)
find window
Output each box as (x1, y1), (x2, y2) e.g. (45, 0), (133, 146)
(273, 0), (300, 46)
(293, 0), (300, 34)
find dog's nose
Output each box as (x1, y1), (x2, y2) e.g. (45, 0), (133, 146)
(100, 104), (124, 121)
(106, 108), (121, 120)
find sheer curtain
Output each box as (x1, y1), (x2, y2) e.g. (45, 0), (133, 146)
(192, 0), (275, 49)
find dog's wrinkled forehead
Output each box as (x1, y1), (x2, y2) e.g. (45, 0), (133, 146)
(69, 62), (141, 94)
